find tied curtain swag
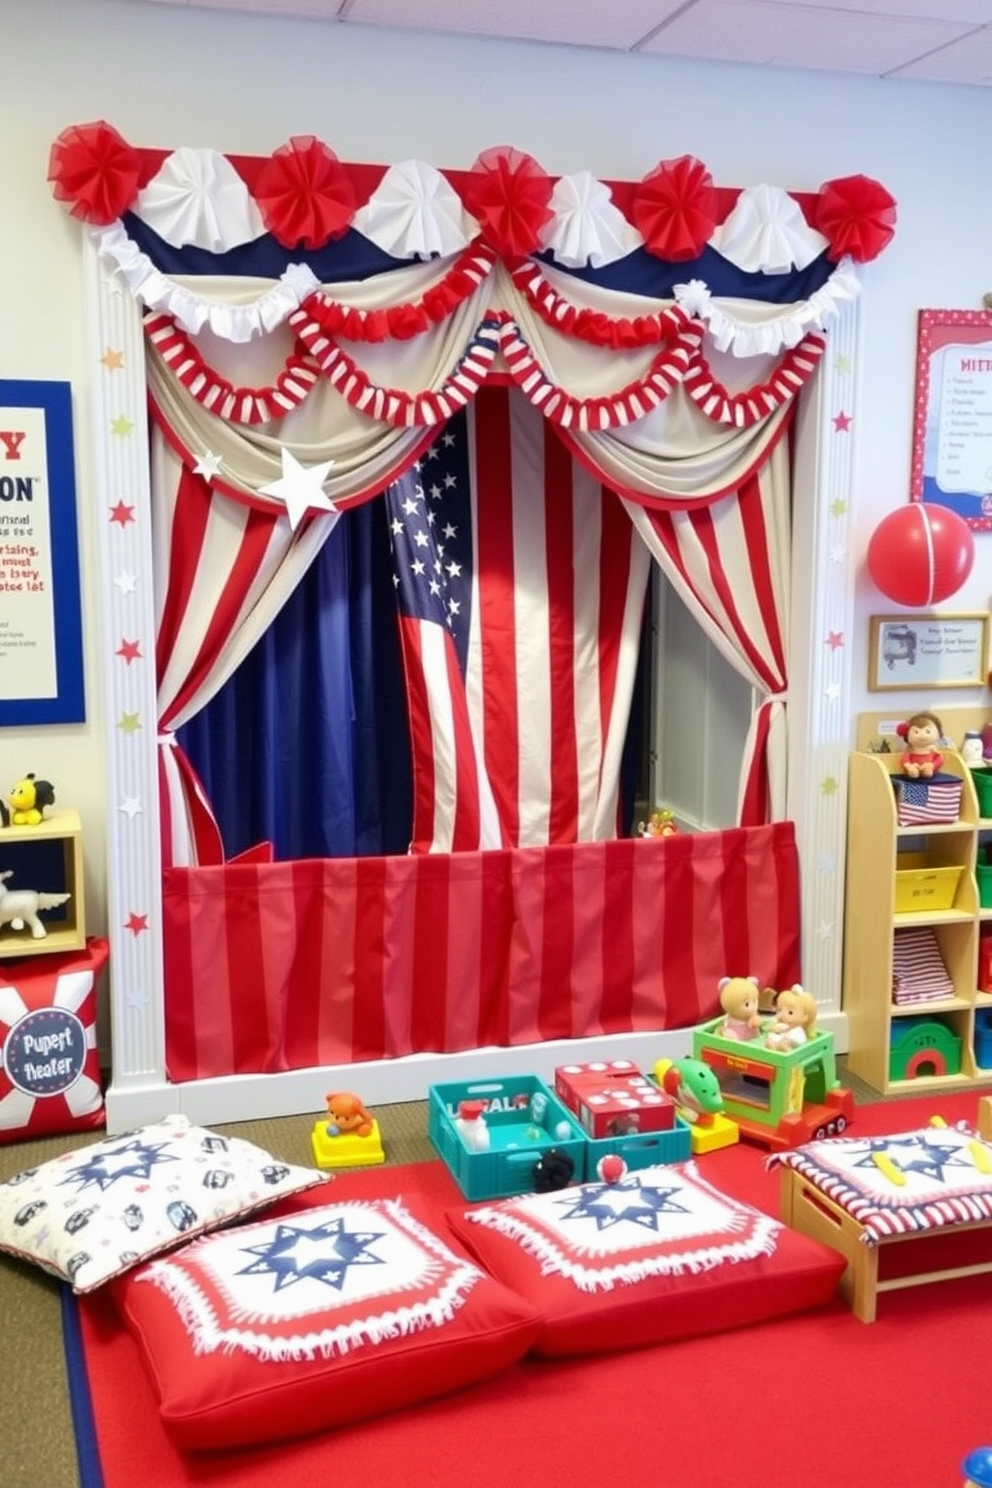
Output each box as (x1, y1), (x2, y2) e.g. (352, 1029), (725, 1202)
(49, 125), (897, 868)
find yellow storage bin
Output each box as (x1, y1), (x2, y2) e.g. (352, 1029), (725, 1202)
(894, 853), (964, 913)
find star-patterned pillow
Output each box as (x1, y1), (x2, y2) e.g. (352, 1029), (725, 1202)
(447, 1160), (845, 1357)
(769, 1122), (992, 1239)
(111, 1187), (542, 1450)
(0, 1113), (327, 1292)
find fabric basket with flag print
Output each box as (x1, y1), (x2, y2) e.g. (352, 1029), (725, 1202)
(891, 772), (963, 828)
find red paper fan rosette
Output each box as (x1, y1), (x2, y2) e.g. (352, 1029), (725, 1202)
(813, 174), (897, 263)
(631, 155), (718, 262)
(462, 146), (554, 259)
(48, 120), (141, 225)
(254, 136), (357, 249)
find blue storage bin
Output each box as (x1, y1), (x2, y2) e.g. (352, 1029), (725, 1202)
(581, 1116), (692, 1181)
(975, 1010), (992, 1070)
(428, 1074), (586, 1201)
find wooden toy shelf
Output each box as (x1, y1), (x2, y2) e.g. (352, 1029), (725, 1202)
(0, 810), (86, 958)
(843, 741), (992, 1097)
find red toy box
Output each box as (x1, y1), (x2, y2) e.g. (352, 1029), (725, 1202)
(554, 1061), (676, 1138)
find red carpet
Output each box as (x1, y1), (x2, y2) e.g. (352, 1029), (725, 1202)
(68, 1091), (992, 1488)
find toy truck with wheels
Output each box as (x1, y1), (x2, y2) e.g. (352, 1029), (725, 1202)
(691, 1018), (854, 1151)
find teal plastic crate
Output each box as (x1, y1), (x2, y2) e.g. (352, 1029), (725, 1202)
(581, 1116), (692, 1182)
(428, 1074), (586, 1200)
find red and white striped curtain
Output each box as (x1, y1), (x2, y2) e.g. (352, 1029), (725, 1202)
(142, 288), (813, 864)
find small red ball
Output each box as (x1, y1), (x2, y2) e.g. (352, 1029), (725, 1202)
(596, 1154), (627, 1184)
(866, 503), (974, 607)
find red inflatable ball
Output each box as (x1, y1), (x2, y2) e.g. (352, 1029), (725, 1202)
(866, 503), (975, 606)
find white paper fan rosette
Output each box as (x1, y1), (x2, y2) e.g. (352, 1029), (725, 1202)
(541, 171), (643, 268)
(711, 183), (828, 274)
(353, 159), (475, 259)
(134, 146), (266, 251)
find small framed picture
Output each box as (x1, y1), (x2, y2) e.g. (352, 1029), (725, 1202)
(868, 612), (990, 692)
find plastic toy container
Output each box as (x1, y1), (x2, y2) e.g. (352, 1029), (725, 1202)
(975, 1010), (992, 1070)
(893, 854), (963, 913)
(428, 1075), (586, 1201)
(581, 1117), (692, 1181)
(977, 849), (992, 910)
(971, 767), (992, 820)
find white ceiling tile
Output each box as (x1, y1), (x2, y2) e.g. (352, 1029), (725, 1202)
(889, 24), (992, 82)
(638, 0), (976, 75)
(116, 0), (992, 86)
(341, 0), (686, 50)
(757, 0), (992, 19)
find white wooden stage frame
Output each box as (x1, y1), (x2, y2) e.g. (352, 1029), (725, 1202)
(85, 238), (857, 1131)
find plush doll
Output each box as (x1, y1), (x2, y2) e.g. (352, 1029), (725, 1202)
(764, 985), (817, 1052)
(896, 711), (944, 779)
(717, 975), (762, 1041)
(2, 774), (56, 828)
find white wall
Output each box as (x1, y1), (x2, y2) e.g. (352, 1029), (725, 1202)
(3, 0), (992, 946)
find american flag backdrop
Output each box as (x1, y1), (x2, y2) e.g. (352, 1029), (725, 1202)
(385, 385), (651, 854)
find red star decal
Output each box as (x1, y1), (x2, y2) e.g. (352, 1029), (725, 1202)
(825, 630), (844, 650)
(116, 638), (142, 664)
(832, 411), (852, 433)
(109, 500), (135, 526)
(124, 912), (149, 936)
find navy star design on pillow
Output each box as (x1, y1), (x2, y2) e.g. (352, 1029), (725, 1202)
(237, 1216), (389, 1292)
(462, 1161), (779, 1293)
(553, 1178), (690, 1233)
(60, 1136), (180, 1192)
(137, 1196), (485, 1343)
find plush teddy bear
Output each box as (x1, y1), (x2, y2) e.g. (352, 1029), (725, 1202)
(716, 975), (762, 1041)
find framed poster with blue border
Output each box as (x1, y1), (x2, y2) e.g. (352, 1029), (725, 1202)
(0, 380), (85, 725)
(910, 308), (992, 534)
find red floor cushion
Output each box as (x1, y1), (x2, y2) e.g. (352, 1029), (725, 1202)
(112, 1185), (542, 1450)
(447, 1159), (845, 1357)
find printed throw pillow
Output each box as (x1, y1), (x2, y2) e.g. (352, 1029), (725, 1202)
(112, 1187), (543, 1450)
(447, 1159), (845, 1357)
(0, 938), (109, 1143)
(0, 1112), (327, 1292)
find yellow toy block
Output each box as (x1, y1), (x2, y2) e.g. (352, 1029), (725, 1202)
(687, 1112), (739, 1155)
(311, 1118), (386, 1170)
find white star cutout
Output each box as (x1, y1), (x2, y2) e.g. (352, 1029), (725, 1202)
(193, 450), (224, 480)
(119, 796), (142, 819)
(114, 571), (137, 595)
(259, 448), (337, 531)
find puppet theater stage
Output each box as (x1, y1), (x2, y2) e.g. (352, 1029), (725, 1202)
(46, 125), (896, 1128)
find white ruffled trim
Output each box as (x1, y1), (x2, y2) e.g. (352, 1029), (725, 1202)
(711, 183), (829, 273)
(89, 223), (320, 342)
(138, 1196), (483, 1362)
(541, 170), (643, 269)
(134, 147), (266, 252)
(674, 257), (862, 357)
(353, 159), (476, 260)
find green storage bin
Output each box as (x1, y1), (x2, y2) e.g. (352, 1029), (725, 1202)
(971, 766), (992, 820)
(978, 850), (992, 910)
